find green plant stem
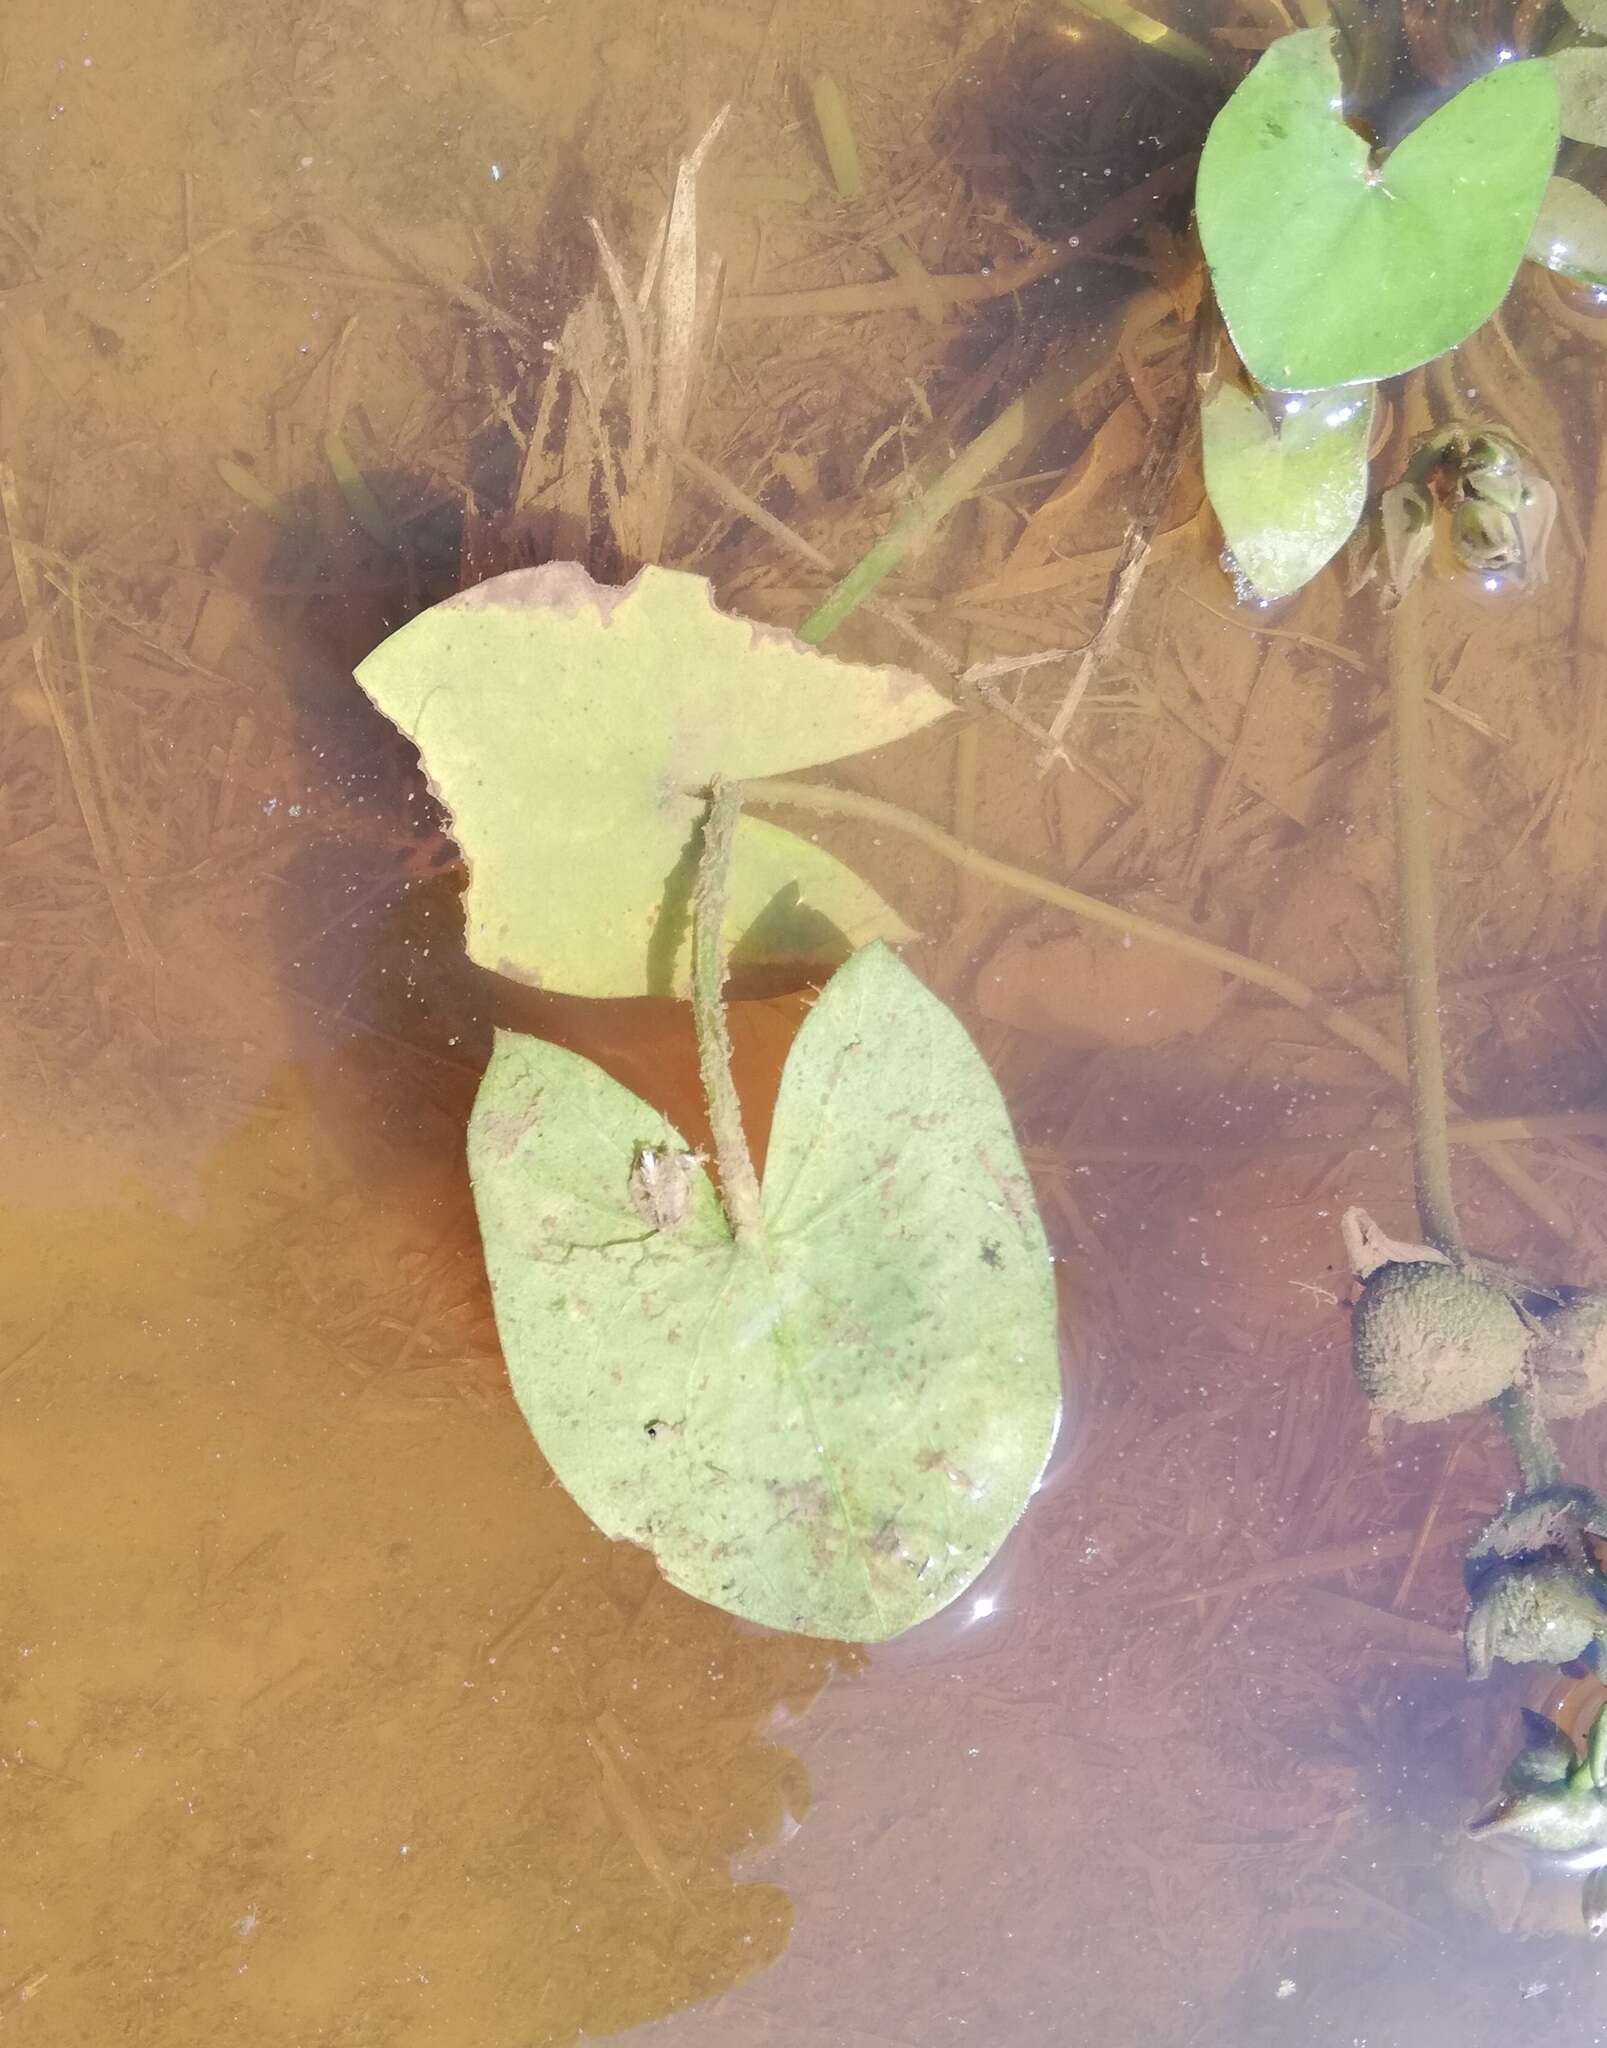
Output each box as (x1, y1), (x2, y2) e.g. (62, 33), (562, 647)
(811, 74), (941, 325)
(1054, 0), (1222, 75)
(1590, 1691), (1607, 1787)
(739, 773), (1572, 1241)
(798, 353), (1105, 645)
(811, 75), (864, 199)
(692, 779), (764, 1244)
(324, 430), (399, 548)
(1386, 601), (1466, 1260)
(1492, 1380), (1563, 1491)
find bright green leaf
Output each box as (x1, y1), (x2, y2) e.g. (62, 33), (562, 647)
(1527, 174), (1607, 286)
(354, 564), (953, 998)
(468, 943), (1062, 1642)
(1198, 30), (1559, 390)
(1550, 48), (1607, 144)
(1201, 382), (1375, 599)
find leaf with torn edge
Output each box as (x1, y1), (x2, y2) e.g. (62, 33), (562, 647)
(1202, 383), (1375, 599)
(354, 563), (952, 998)
(467, 942), (1063, 1642)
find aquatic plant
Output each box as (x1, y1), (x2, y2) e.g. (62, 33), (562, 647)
(1194, 25), (1607, 599)
(358, 565), (1062, 1643)
(1199, 33), (1558, 393)
(1179, 36), (1607, 1636)
(1471, 1695), (1607, 1937)
(343, 0), (1607, 1715)
(1348, 655), (1607, 1947)
(353, 563), (949, 999)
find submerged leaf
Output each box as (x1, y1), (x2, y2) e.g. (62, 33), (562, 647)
(1503, 1708), (1578, 1792)
(1549, 48), (1607, 146)
(468, 943), (1062, 1642)
(354, 564), (952, 998)
(1526, 174), (1607, 288)
(1198, 30), (1558, 390)
(1201, 383), (1374, 599)
(1563, 0), (1607, 30)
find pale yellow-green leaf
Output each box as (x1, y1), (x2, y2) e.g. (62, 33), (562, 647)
(354, 563), (953, 997)
(467, 943), (1063, 1642)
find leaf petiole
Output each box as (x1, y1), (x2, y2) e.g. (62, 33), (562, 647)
(692, 779), (765, 1244)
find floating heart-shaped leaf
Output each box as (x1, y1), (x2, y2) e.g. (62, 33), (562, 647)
(468, 942), (1062, 1642)
(355, 564), (953, 998)
(1201, 382), (1375, 599)
(1527, 174), (1607, 287)
(1198, 30), (1558, 390)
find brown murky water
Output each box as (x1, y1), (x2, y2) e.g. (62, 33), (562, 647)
(4, 0), (1607, 2041)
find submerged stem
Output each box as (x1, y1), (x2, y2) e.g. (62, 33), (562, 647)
(1386, 601), (1465, 1259)
(796, 327), (1125, 645)
(738, 773), (1569, 1240)
(692, 780), (764, 1243)
(1055, 0), (1222, 77)
(1492, 1380), (1563, 1492)
(1387, 601), (1564, 1489)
